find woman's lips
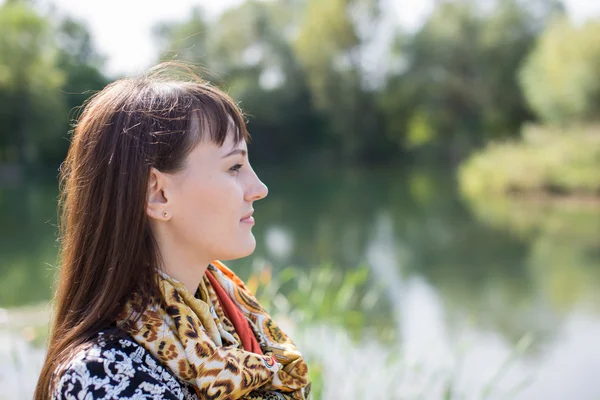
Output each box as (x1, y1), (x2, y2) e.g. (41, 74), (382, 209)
(241, 211), (254, 224)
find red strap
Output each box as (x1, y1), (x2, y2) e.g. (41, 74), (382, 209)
(206, 270), (263, 355)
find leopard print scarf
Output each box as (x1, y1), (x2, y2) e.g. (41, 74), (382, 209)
(117, 261), (311, 399)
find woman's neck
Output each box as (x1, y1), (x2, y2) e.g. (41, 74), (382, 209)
(163, 262), (209, 294)
(151, 219), (214, 293)
(156, 240), (211, 294)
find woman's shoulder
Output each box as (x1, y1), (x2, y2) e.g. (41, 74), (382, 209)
(52, 327), (197, 400)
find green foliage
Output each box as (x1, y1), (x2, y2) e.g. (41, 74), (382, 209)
(406, 110), (436, 148)
(0, 1), (66, 165)
(153, 1), (325, 164)
(247, 263), (383, 340)
(294, 0), (386, 160)
(152, 0), (392, 163)
(381, 0), (562, 161)
(55, 17), (108, 107)
(0, 2), (107, 168)
(520, 17), (600, 125)
(154, 7), (209, 66)
(2, 0), (598, 188)
(458, 124), (600, 198)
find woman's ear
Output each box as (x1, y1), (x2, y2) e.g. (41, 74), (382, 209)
(147, 167), (171, 221)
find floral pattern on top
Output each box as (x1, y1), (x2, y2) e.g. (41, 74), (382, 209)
(52, 328), (198, 400)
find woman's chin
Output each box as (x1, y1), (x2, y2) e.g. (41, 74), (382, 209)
(222, 236), (256, 261)
(241, 236), (257, 256)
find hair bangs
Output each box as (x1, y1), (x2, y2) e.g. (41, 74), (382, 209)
(185, 85), (250, 150)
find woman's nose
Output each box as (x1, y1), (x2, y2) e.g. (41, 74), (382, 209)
(246, 172), (268, 202)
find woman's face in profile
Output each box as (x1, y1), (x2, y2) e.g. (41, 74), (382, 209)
(155, 127), (268, 262)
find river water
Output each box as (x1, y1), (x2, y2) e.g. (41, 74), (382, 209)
(1, 165), (599, 399)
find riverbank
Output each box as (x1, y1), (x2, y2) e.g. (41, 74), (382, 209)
(459, 124), (600, 201)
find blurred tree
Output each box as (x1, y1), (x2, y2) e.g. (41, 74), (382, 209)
(154, 1), (325, 164)
(55, 17), (108, 109)
(0, 0), (571, 169)
(294, 0), (390, 162)
(47, 16), (109, 165)
(520, 17), (600, 125)
(0, 0), (66, 166)
(154, 7), (210, 67)
(380, 0), (564, 164)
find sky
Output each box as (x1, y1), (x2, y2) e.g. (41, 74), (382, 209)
(31, 0), (600, 77)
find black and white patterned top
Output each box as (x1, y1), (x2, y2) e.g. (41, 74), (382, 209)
(52, 327), (199, 400)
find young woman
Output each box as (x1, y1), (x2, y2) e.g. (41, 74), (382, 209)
(34, 63), (311, 400)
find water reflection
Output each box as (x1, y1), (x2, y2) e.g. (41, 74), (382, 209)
(2, 166), (599, 398)
(365, 211), (404, 345)
(0, 180), (58, 307)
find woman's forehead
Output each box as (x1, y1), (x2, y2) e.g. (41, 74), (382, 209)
(221, 131), (248, 154)
(186, 129), (246, 163)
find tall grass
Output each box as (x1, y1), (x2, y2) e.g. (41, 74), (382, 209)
(246, 263), (534, 400)
(1, 264), (534, 400)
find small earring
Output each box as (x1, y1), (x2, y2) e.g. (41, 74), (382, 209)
(163, 211), (169, 218)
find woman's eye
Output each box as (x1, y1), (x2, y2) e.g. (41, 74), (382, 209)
(229, 164), (243, 173)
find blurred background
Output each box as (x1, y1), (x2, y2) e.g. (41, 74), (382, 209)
(0, 0), (599, 398)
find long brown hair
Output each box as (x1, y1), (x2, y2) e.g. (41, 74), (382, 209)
(35, 62), (250, 399)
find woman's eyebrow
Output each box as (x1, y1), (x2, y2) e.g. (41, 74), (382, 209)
(221, 148), (247, 158)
